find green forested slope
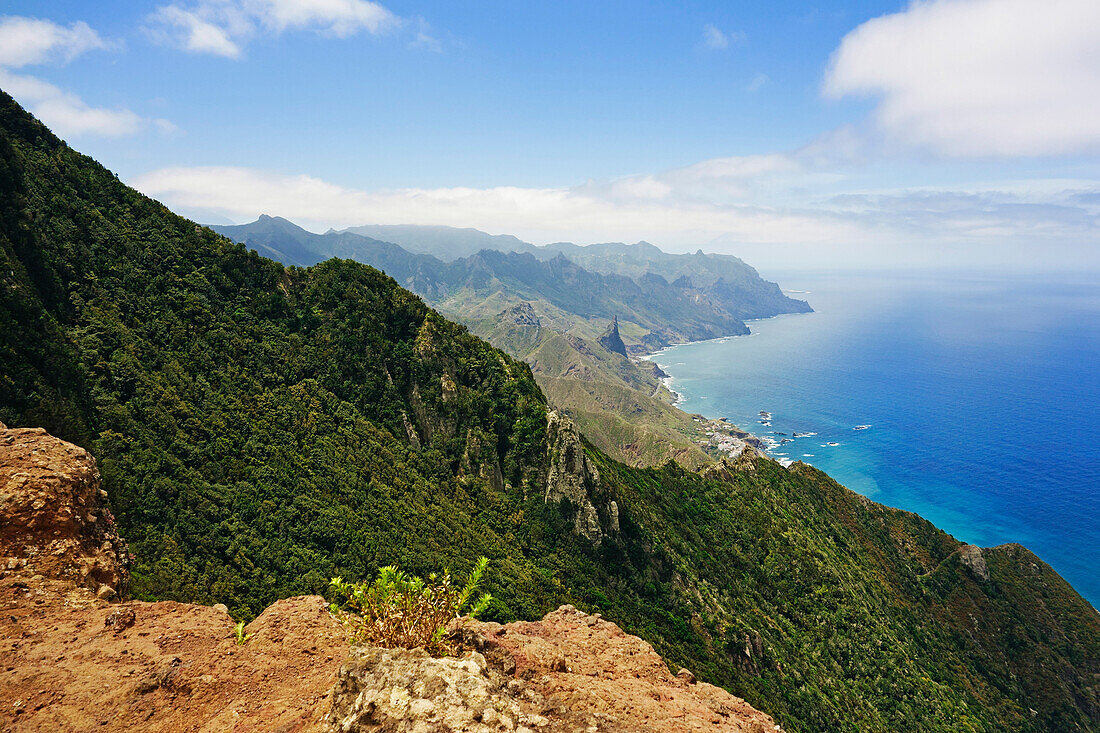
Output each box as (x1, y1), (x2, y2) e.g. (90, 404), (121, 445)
(1, 91), (1098, 733)
(213, 217), (748, 469)
(0, 93), (550, 617)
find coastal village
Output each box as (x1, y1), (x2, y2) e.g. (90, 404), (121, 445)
(690, 415), (758, 459)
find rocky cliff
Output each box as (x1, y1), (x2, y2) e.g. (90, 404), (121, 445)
(328, 606), (780, 733)
(0, 424), (779, 732)
(544, 411), (610, 543)
(0, 422), (130, 600)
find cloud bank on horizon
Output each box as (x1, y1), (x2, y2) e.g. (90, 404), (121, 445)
(3, 0), (1099, 268)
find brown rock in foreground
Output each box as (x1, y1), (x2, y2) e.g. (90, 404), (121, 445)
(1, 425), (779, 732)
(0, 587), (348, 731)
(0, 425), (351, 731)
(0, 426), (131, 598)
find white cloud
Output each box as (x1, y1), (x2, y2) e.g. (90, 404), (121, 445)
(586, 125), (869, 203)
(149, 6), (241, 58)
(0, 16), (171, 139)
(702, 24), (728, 49)
(256, 0), (396, 36)
(746, 73), (768, 93)
(409, 17), (443, 53)
(147, 0), (400, 57)
(0, 70), (148, 137)
(824, 0), (1100, 157)
(702, 24), (744, 50)
(0, 16), (108, 68)
(130, 164), (867, 250)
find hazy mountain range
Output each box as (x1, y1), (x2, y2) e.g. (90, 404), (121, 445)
(212, 216), (810, 466)
(212, 216), (809, 352)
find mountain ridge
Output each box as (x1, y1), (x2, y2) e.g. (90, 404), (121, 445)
(213, 215), (812, 353)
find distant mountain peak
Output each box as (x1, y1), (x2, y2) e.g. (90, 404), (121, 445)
(256, 214), (295, 225)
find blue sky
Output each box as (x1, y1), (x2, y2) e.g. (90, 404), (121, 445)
(1, 0), (1098, 269)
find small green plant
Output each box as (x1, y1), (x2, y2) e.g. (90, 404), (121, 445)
(330, 556), (492, 655)
(234, 620), (252, 645)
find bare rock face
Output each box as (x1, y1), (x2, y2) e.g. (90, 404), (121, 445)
(596, 316), (628, 358)
(326, 605), (782, 733)
(461, 428), (506, 494)
(1, 590), (349, 731)
(544, 411), (604, 542)
(0, 425), (131, 598)
(326, 647), (553, 733)
(959, 544), (990, 582)
(502, 302), (541, 328)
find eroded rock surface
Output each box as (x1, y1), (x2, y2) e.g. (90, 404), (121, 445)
(0, 425), (351, 731)
(0, 425), (131, 598)
(959, 544), (990, 582)
(327, 605), (782, 733)
(544, 411), (604, 542)
(326, 647), (552, 733)
(0, 586), (349, 731)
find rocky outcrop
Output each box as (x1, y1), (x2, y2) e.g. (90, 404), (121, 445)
(326, 646), (549, 732)
(596, 316), (628, 357)
(327, 605), (782, 732)
(1, 425), (351, 731)
(502, 302), (541, 329)
(544, 411), (604, 542)
(0, 586), (349, 731)
(461, 428), (506, 494)
(0, 425), (131, 600)
(959, 544), (990, 582)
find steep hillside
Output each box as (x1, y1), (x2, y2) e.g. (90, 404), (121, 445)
(476, 303), (739, 469)
(0, 96), (553, 619)
(0, 424), (781, 733)
(3, 92), (1099, 733)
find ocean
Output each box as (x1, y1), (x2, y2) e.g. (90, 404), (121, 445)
(647, 271), (1100, 607)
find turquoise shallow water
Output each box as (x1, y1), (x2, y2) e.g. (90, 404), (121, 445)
(648, 271), (1100, 607)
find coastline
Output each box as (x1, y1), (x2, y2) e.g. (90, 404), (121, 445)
(639, 274), (1100, 609)
(640, 311), (815, 463)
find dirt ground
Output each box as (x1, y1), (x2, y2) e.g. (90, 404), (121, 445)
(0, 579), (347, 732)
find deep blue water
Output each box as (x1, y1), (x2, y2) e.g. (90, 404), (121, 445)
(648, 271), (1100, 607)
